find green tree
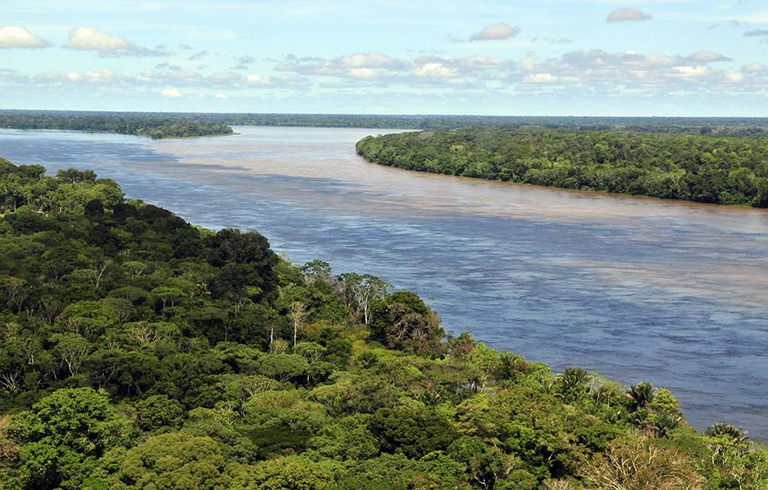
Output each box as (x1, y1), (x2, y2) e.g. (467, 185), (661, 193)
(369, 405), (457, 459)
(9, 388), (128, 490)
(110, 432), (232, 489)
(135, 395), (184, 432)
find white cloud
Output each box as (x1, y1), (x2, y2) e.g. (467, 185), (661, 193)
(246, 74), (272, 85)
(277, 52), (407, 80)
(277, 52), (513, 87)
(524, 73), (558, 84)
(414, 62), (457, 78)
(210, 72), (241, 84)
(66, 26), (130, 51)
(673, 65), (711, 78)
(35, 69), (116, 84)
(519, 57), (540, 72)
(134, 68), (305, 90)
(724, 71), (744, 83)
(348, 68), (378, 80)
(463, 56), (503, 69)
(742, 63), (766, 73)
(337, 51), (401, 69)
(0, 26), (49, 48)
(470, 23), (520, 41)
(65, 26), (167, 57)
(161, 87), (182, 97)
(607, 8), (652, 23)
(213, 93), (227, 99)
(137, 69), (203, 84)
(514, 48), (764, 95)
(647, 54), (675, 66)
(687, 50), (731, 63)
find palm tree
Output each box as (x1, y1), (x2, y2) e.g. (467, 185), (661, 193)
(560, 367), (591, 402)
(626, 382), (655, 411)
(562, 367), (590, 390)
(704, 423), (750, 447)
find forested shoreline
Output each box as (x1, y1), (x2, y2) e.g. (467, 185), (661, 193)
(0, 112), (234, 140)
(3, 109), (768, 135)
(0, 157), (766, 489)
(357, 129), (768, 208)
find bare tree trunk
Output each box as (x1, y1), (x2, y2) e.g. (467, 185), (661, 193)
(95, 262), (109, 289)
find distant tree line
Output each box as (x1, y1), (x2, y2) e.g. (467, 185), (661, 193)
(0, 112), (234, 139)
(0, 157), (767, 489)
(3, 109), (768, 135)
(357, 128), (768, 207)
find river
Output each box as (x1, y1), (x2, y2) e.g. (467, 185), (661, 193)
(1, 126), (766, 439)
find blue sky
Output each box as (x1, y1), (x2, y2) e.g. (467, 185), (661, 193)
(1, 0), (767, 116)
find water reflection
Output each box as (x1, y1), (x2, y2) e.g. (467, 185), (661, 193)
(0, 126), (767, 440)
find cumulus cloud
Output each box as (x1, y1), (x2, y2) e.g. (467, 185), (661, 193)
(742, 63), (766, 73)
(524, 73), (558, 84)
(5, 41), (765, 102)
(607, 8), (652, 23)
(687, 50), (732, 63)
(276, 51), (516, 88)
(724, 71), (744, 83)
(0, 62), (311, 99)
(246, 74), (271, 85)
(470, 23), (521, 41)
(132, 66), (307, 90)
(65, 27), (168, 57)
(414, 62), (457, 78)
(511, 47), (768, 97)
(66, 26), (129, 50)
(337, 51), (403, 69)
(161, 87), (182, 98)
(137, 68), (204, 84)
(0, 26), (49, 48)
(35, 69), (116, 84)
(348, 68), (378, 80)
(276, 51), (409, 82)
(674, 65), (711, 78)
(744, 29), (768, 37)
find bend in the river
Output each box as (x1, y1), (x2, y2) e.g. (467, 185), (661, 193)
(1, 126), (766, 440)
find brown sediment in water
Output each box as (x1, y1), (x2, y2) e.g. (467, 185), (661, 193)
(148, 126), (768, 230)
(144, 126), (768, 310)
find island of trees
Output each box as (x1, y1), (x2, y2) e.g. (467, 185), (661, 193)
(0, 157), (766, 489)
(357, 128), (768, 208)
(0, 111), (234, 139)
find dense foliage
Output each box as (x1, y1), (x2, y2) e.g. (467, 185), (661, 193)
(0, 157), (767, 489)
(0, 112), (234, 139)
(3, 109), (768, 135)
(357, 129), (768, 208)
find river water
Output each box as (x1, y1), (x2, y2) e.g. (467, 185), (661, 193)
(1, 126), (766, 439)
